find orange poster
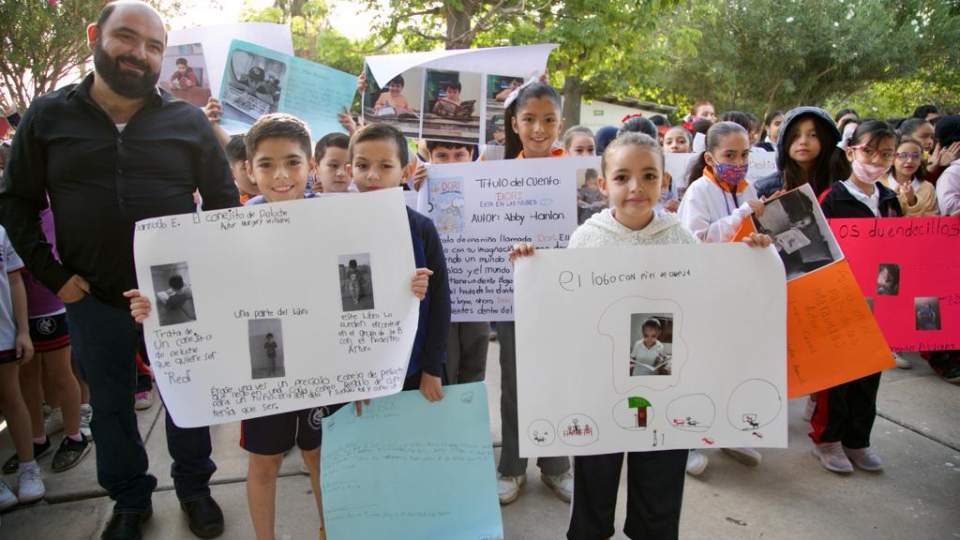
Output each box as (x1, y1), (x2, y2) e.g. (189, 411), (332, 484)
(735, 185), (893, 397)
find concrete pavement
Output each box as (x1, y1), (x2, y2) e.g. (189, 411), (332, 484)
(2, 348), (958, 539)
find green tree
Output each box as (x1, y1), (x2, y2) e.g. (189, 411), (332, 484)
(0, 0), (103, 113)
(653, 0), (960, 116)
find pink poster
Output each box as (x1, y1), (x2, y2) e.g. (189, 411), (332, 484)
(829, 217), (960, 352)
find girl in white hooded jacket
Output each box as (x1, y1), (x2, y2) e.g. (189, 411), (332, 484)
(510, 132), (770, 540)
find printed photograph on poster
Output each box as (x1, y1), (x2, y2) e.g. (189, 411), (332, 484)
(422, 70), (482, 144)
(150, 262), (196, 327)
(363, 67), (423, 139)
(339, 253), (375, 312)
(915, 297), (941, 330)
(876, 264), (900, 295)
(222, 47), (286, 122)
(629, 314), (673, 376)
(752, 186), (841, 280)
(159, 43), (211, 107)
(577, 167), (605, 225)
(249, 318), (285, 379)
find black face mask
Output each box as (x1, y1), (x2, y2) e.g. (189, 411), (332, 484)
(93, 38), (160, 99)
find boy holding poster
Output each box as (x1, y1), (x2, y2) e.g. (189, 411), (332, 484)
(126, 114), (434, 540)
(510, 132), (770, 540)
(346, 123), (451, 400)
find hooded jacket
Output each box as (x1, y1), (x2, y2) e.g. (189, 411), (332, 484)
(569, 208), (698, 248)
(754, 107), (840, 198)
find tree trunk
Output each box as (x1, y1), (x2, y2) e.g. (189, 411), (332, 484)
(445, 2), (474, 49)
(562, 75), (582, 128)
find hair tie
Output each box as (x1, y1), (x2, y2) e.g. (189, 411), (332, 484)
(503, 76), (541, 110)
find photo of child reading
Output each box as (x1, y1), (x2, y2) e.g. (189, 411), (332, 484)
(751, 187), (841, 280)
(629, 315), (673, 376)
(363, 67), (423, 139)
(577, 168), (606, 224)
(149, 262), (196, 327)
(423, 69), (481, 144)
(877, 264), (900, 295)
(339, 253), (374, 312)
(915, 297), (941, 331)
(158, 42), (211, 107)
(249, 319), (285, 379)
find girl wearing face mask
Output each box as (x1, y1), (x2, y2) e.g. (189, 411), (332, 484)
(678, 122), (764, 243)
(812, 120), (903, 475)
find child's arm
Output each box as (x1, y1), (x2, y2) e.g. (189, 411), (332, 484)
(678, 188), (762, 243)
(508, 241), (536, 263)
(418, 219), (451, 402)
(123, 289), (152, 323)
(8, 271), (34, 365)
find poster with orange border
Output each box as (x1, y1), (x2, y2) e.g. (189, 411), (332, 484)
(735, 186), (893, 397)
(828, 217), (960, 353)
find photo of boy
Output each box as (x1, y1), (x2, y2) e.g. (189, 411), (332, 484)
(362, 67), (423, 139)
(249, 320), (284, 380)
(423, 69), (481, 144)
(159, 42), (211, 106)
(170, 58), (199, 89)
(577, 168), (606, 224)
(915, 297), (941, 330)
(629, 315), (673, 377)
(149, 262), (196, 327)
(373, 75), (415, 115)
(222, 48), (286, 123)
(877, 264), (900, 296)
(338, 254), (374, 312)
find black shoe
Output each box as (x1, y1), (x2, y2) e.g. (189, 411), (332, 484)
(101, 508), (152, 540)
(2, 438), (52, 474)
(52, 435), (92, 472)
(181, 495), (225, 538)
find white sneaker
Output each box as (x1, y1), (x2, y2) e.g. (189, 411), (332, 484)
(893, 353), (911, 369)
(79, 404), (93, 440)
(812, 441), (854, 474)
(0, 480), (17, 511)
(541, 471), (573, 503)
(44, 407), (63, 436)
(686, 449), (708, 476)
(135, 391), (155, 411)
(843, 446), (884, 471)
(16, 465), (45, 503)
(496, 473), (526, 505)
(722, 447), (762, 467)
(802, 396), (816, 422)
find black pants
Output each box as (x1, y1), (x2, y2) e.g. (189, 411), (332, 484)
(568, 450), (687, 540)
(810, 372), (881, 448)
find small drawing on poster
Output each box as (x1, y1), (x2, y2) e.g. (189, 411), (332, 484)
(527, 419), (556, 447)
(666, 394), (715, 433)
(558, 414), (599, 447)
(915, 297), (941, 331)
(150, 262), (196, 327)
(726, 379), (782, 432)
(629, 314), (673, 377)
(339, 253), (375, 312)
(249, 318), (285, 379)
(612, 397), (653, 431)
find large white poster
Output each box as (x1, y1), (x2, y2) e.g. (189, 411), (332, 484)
(133, 190), (419, 428)
(515, 244), (787, 457)
(420, 156), (600, 321)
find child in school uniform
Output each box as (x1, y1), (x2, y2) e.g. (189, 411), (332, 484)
(812, 120), (903, 474)
(510, 132), (771, 539)
(312, 133), (351, 193)
(126, 114), (435, 540)
(495, 81), (573, 505)
(677, 121), (767, 474)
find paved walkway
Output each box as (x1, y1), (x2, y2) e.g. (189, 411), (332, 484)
(1, 348), (958, 539)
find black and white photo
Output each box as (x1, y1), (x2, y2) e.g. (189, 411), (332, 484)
(339, 253), (375, 312)
(150, 262), (196, 326)
(752, 186), (842, 280)
(249, 318), (285, 379)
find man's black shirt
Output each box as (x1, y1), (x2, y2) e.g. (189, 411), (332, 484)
(0, 74), (239, 308)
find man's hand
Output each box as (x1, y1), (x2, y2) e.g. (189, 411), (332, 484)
(57, 275), (90, 304)
(419, 372), (443, 402)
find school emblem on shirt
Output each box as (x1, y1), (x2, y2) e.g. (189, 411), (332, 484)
(36, 316), (58, 336)
(308, 407), (327, 430)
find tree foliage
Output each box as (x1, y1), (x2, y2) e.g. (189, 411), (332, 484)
(0, 0), (103, 112)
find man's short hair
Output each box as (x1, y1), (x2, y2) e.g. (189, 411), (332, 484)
(168, 275), (184, 290)
(225, 134), (246, 163)
(314, 132), (350, 162)
(349, 123), (409, 167)
(244, 113), (312, 160)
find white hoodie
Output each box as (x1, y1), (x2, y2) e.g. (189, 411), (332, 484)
(569, 208), (698, 249)
(677, 176), (757, 243)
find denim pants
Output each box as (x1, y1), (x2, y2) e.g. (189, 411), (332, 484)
(67, 294), (216, 510)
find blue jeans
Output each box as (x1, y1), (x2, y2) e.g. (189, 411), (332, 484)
(67, 295), (216, 510)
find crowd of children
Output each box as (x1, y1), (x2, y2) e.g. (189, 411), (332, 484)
(2, 60), (960, 539)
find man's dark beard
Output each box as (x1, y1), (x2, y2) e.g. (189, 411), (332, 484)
(93, 38), (159, 98)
